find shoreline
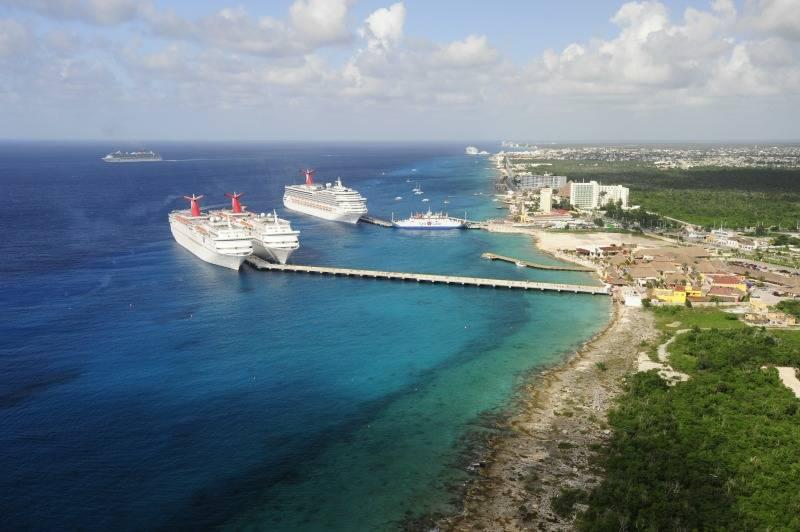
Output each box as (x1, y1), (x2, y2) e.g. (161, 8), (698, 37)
(438, 301), (656, 530)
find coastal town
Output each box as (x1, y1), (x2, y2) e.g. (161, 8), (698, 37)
(482, 150), (800, 329)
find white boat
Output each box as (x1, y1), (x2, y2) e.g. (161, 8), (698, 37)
(103, 150), (161, 162)
(421, 198), (430, 202)
(284, 170), (367, 224)
(392, 209), (465, 230)
(394, 196), (403, 200)
(169, 195), (253, 270)
(214, 193), (300, 264)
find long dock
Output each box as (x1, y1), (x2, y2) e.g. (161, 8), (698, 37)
(245, 257), (608, 295)
(481, 252), (594, 272)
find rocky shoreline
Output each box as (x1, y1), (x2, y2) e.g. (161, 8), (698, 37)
(437, 302), (657, 531)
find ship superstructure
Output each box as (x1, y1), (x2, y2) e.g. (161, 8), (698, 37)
(283, 170), (367, 224)
(168, 194), (253, 270)
(103, 150), (162, 162)
(214, 192), (300, 264)
(392, 209), (465, 230)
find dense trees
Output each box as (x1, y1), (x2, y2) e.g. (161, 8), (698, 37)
(541, 160), (800, 228)
(580, 326), (800, 530)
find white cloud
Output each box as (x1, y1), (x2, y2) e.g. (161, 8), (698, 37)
(746, 0), (800, 41)
(289, 0), (352, 47)
(433, 35), (499, 68)
(360, 2), (405, 52)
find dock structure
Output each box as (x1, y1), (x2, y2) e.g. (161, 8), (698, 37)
(245, 257), (609, 295)
(359, 215), (394, 227)
(481, 252), (594, 272)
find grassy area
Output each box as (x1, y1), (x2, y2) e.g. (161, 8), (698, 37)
(651, 306), (745, 332)
(532, 160), (800, 228)
(579, 326), (800, 530)
(776, 299), (800, 319)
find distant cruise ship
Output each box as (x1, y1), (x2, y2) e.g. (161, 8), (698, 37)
(393, 209), (465, 230)
(215, 192), (300, 264)
(283, 170), (367, 224)
(103, 150), (162, 162)
(168, 194), (253, 270)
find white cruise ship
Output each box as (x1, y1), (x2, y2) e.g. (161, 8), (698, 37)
(283, 170), (367, 224)
(168, 195), (253, 270)
(393, 209), (465, 230)
(215, 192), (300, 264)
(103, 150), (162, 162)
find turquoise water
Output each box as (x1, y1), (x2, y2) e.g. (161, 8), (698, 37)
(0, 142), (609, 530)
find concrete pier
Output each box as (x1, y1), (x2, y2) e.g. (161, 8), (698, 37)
(481, 252), (594, 272)
(245, 257), (609, 295)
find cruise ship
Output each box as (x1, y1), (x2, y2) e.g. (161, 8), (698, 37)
(168, 194), (253, 270)
(392, 209), (465, 230)
(215, 192), (300, 264)
(283, 170), (367, 224)
(103, 150), (162, 162)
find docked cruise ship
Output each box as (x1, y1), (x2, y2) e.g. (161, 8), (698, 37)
(283, 170), (367, 224)
(103, 150), (162, 162)
(215, 192), (300, 264)
(168, 194), (253, 270)
(393, 209), (465, 230)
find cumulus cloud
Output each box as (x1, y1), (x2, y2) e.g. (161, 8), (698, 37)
(360, 2), (405, 52)
(745, 0), (800, 41)
(289, 0), (352, 46)
(0, 0), (798, 139)
(524, 0), (800, 104)
(433, 35), (499, 68)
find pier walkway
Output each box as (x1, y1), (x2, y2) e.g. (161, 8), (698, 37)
(481, 252), (593, 272)
(245, 257), (609, 295)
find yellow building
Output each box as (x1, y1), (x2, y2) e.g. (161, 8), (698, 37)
(651, 288), (687, 304)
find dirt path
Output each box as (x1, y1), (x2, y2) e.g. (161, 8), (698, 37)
(438, 303), (657, 531)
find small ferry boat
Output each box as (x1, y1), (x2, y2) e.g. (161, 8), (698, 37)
(392, 209), (465, 230)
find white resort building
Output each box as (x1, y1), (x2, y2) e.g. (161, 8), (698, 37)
(569, 181), (629, 210)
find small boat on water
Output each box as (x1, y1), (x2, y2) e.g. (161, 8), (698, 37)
(395, 196), (403, 200)
(421, 198), (430, 202)
(392, 209), (465, 230)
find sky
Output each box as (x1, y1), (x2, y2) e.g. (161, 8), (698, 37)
(0, 0), (798, 142)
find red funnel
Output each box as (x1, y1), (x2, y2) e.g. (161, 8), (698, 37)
(225, 192), (244, 213)
(183, 194), (204, 217)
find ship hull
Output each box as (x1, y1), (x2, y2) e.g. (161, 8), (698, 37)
(283, 196), (364, 224)
(170, 221), (247, 270)
(103, 159), (162, 163)
(393, 224), (463, 230)
(253, 240), (296, 265)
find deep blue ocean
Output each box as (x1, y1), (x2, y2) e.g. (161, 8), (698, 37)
(0, 142), (609, 531)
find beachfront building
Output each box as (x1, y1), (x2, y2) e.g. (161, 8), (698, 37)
(517, 174), (567, 190)
(569, 181), (629, 210)
(539, 187), (552, 214)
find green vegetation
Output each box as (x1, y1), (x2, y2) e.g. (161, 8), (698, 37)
(552, 488), (588, 518)
(776, 299), (800, 319)
(579, 326), (800, 530)
(537, 160), (800, 228)
(651, 306), (744, 332)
